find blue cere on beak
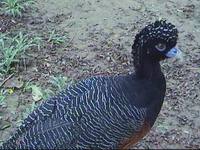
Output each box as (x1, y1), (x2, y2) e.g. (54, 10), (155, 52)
(165, 47), (181, 58)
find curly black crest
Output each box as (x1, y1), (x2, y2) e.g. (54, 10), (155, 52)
(132, 20), (178, 68)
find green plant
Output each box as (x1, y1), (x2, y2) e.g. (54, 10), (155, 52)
(32, 36), (42, 50)
(0, 0), (35, 17)
(24, 81), (55, 100)
(24, 83), (46, 101)
(0, 32), (35, 74)
(23, 76), (75, 101)
(49, 75), (74, 92)
(47, 30), (66, 46)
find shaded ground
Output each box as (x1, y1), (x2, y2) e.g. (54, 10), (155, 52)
(0, 0), (200, 149)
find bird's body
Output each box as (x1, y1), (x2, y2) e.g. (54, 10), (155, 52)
(1, 20), (180, 149)
(2, 73), (165, 149)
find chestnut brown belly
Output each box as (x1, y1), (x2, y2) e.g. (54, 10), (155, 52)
(118, 121), (151, 149)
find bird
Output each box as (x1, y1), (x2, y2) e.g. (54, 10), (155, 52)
(1, 20), (181, 149)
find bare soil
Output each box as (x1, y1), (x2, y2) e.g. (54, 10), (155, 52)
(0, 0), (200, 149)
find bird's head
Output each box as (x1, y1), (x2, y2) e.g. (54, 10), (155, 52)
(132, 20), (182, 68)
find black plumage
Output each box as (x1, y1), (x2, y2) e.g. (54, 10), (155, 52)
(1, 20), (180, 149)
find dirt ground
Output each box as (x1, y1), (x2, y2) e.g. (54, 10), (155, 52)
(0, 0), (200, 149)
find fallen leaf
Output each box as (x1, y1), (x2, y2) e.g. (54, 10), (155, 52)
(4, 77), (24, 89)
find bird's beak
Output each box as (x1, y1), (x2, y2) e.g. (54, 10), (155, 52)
(165, 47), (183, 61)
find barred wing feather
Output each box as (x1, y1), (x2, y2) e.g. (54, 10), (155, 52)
(1, 76), (146, 149)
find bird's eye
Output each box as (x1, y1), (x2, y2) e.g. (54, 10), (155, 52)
(155, 43), (166, 52)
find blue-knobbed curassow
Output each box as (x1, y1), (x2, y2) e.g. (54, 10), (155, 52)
(1, 20), (182, 149)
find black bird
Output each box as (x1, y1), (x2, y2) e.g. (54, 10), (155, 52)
(1, 20), (181, 149)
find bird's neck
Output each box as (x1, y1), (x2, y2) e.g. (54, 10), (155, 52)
(134, 56), (166, 127)
(135, 56), (162, 80)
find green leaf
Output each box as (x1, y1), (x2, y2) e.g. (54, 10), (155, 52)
(29, 85), (44, 102)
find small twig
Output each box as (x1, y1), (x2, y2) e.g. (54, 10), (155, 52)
(0, 73), (14, 88)
(67, 33), (77, 47)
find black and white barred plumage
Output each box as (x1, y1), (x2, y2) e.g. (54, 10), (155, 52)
(2, 75), (147, 149)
